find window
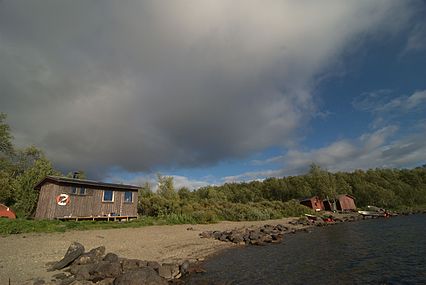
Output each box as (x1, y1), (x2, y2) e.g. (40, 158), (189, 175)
(71, 186), (86, 195)
(103, 190), (114, 202)
(124, 191), (133, 203)
(79, 187), (86, 195)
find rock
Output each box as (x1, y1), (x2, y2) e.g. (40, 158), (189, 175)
(199, 231), (212, 238)
(121, 259), (147, 272)
(68, 280), (93, 285)
(23, 278), (46, 285)
(103, 253), (119, 263)
(69, 263), (97, 276)
(158, 263), (180, 280)
(50, 242), (85, 270)
(96, 278), (114, 285)
(229, 232), (243, 243)
(93, 261), (122, 279)
(74, 246), (105, 265)
(59, 276), (77, 285)
(179, 260), (190, 276)
(262, 235), (272, 243)
(249, 231), (261, 241)
(113, 267), (168, 285)
(212, 231), (222, 239)
(53, 273), (68, 280)
(147, 261), (160, 272)
(218, 233), (228, 241)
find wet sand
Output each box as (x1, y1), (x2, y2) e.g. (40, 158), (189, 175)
(0, 218), (301, 284)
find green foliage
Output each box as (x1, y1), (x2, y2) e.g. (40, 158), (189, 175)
(13, 153), (60, 217)
(0, 113), (14, 156)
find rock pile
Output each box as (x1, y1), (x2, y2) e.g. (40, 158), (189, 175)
(200, 224), (294, 246)
(25, 242), (191, 285)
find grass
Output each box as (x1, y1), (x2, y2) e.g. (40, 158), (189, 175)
(0, 216), (172, 235)
(0, 211), (228, 235)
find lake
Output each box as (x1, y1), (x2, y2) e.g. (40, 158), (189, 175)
(185, 214), (426, 285)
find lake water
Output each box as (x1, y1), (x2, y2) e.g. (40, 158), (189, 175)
(185, 214), (426, 285)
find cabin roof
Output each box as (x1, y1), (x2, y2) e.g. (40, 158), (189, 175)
(336, 194), (356, 200)
(34, 176), (140, 191)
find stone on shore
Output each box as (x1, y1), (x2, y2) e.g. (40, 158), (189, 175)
(50, 242), (85, 271)
(46, 243), (185, 285)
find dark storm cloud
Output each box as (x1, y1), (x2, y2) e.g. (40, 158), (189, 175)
(0, 1), (418, 175)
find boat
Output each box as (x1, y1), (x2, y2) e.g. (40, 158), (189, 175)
(357, 210), (385, 217)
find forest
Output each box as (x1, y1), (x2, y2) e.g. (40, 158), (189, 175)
(1, 113), (426, 221)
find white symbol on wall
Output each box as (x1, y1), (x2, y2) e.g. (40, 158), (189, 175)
(56, 194), (70, 206)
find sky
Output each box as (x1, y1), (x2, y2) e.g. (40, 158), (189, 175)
(1, 1), (425, 189)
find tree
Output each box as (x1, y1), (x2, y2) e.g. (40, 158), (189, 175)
(13, 148), (60, 217)
(308, 164), (337, 199)
(0, 113), (14, 157)
(157, 174), (177, 200)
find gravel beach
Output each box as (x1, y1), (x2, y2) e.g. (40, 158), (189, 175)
(0, 218), (300, 284)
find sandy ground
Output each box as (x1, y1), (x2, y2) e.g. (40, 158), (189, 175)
(0, 218), (301, 284)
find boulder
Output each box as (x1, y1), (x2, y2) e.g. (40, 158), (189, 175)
(104, 253), (119, 263)
(199, 231), (212, 238)
(121, 259), (147, 272)
(113, 267), (168, 285)
(74, 246), (105, 265)
(93, 261), (122, 279)
(69, 263), (97, 276)
(179, 260), (190, 276)
(50, 242), (85, 270)
(147, 261), (160, 272)
(158, 263), (180, 280)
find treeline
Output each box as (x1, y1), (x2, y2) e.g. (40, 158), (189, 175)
(138, 165), (426, 222)
(2, 112), (426, 221)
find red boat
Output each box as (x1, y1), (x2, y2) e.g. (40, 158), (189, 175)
(0, 203), (16, 219)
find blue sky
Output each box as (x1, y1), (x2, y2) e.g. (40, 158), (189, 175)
(1, 1), (425, 189)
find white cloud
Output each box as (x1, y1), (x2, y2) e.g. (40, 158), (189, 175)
(402, 21), (426, 54)
(230, 125), (426, 181)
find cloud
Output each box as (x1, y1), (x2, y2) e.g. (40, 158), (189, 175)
(402, 21), (426, 54)
(352, 89), (426, 128)
(0, 1), (419, 177)
(109, 173), (210, 191)
(229, 124), (426, 181)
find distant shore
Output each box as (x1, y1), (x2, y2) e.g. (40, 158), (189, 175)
(1, 217), (309, 284)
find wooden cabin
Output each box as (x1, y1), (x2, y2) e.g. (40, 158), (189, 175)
(324, 194), (356, 211)
(34, 176), (139, 220)
(300, 196), (324, 211)
(336, 194), (356, 211)
(0, 203), (16, 219)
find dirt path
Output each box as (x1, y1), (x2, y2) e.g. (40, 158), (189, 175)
(0, 218), (299, 284)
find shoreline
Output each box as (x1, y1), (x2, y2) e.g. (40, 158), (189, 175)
(1, 211), (410, 284)
(1, 217), (307, 284)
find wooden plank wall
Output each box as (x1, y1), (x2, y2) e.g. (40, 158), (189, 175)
(34, 182), (58, 219)
(35, 183), (138, 219)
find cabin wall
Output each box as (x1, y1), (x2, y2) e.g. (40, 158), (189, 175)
(300, 197), (324, 211)
(35, 183), (138, 219)
(34, 182), (58, 219)
(338, 196), (356, 210)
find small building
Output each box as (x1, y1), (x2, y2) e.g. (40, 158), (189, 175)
(336, 194), (356, 211)
(300, 196), (324, 211)
(34, 176), (139, 220)
(324, 194), (356, 211)
(0, 203), (16, 219)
